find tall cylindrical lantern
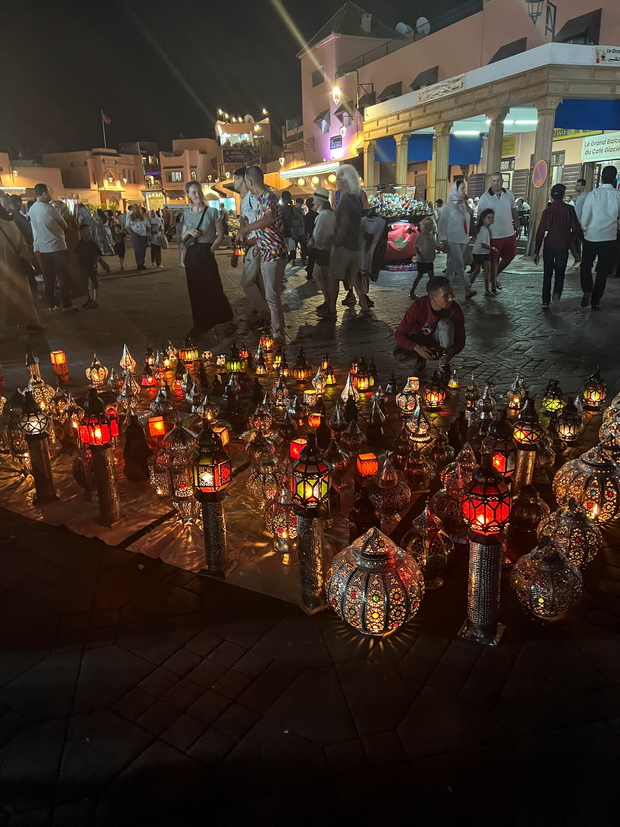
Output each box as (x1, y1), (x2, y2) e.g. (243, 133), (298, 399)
(292, 433), (331, 614)
(192, 422), (235, 577)
(512, 395), (544, 493)
(78, 388), (121, 527)
(16, 391), (58, 503)
(460, 455), (511, 645)
(50, 350), (70, 387)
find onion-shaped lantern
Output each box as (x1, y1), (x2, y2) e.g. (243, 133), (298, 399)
(441, 442), (477, 494)
(365, 459), (411, 521)
(179, 335), (199, 365)
(326, 527), (425, 636)
(510, 484), (550, 533)
(17, 391), (51, 439)
(25, 349), (54, 411)
(541, 379), (566, 414)
(423, 371), (447, 411)
(476, 384), (496, 420)
(340, 419), (366, 454)
(447, 369), (460, 389)
(402, 448), (436, 492)
(510, 537), (583, 619)
(555, 397), (584, 444)
(581, 367), (606, 412)
(537, 498), (602, 568)
(463, 455), (511, 536)
(396, 376), (420, 417)
(401, 504), (454, 589)
(423, 431), (455, 468)
(553, 440), (620, 524)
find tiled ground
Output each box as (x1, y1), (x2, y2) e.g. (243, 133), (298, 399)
(0, 248), (619, 825)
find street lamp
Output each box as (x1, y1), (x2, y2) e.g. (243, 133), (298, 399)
(332, 87), (342, 106)
(525, 0), (544, 23)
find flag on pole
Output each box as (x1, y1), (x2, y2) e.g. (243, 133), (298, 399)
(101, 111), (112, 125)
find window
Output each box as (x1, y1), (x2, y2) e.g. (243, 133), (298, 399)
(311, 67), (324, 87)
(166, 171), (183, 182)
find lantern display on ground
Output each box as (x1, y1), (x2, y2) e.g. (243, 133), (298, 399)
(355, 452), (379, 490)
(247, 453), (285, 508)
(119, 344), (137, 373)
(476, 384), (496, 420)
(510, 537), (583, 619)
(365, 459), (411, 521)
(149, 420), (197, 522)
(423, 371), (447, 411)
(78, 389), (121, 526)
(533, 434), (556, 482)
(506, 376), (526, 414)
(264, 483), (298, 554)
(50, 351), (70, 386)
(396, 377), (420, 417)
(424, 431), (454, 468)
(289, 436), (308, 461)
(292, 348), (311, 382)
(599, 413), (620, 446)
(85, 355), (108, 388)
(554, 397), (584, 446)
(16, 391), (57, 503)
(116, 370), (139, 412)
(225, 343), (242, 374)
(25, 348), (54, 411)
(447, 370), (460, 390)
(291, 434), (331, 613)
(192, 422), (235, 576)
(406, 401), (432, 447)
(341, 419), (366, 454)
(341, 373), (360, 404)
(390, 424), (411, 470)
(484, 408), (516, 479)
(179, 335), (199, 365)
(326, 527), (425, 636)
(150, 388), (174, 417)
(402, 448), (436, 492)
(510, 484), (550, 533)
(581, 368), (606, 411)
(401, 505), (453, 590)
(541, 379), (566, 414)
(147, 415), (167, 449)
(347, 487), (381, 542)
(512, 395), (544, 492)
(537, 498), (602, 568)
(460, 454), (511, 645)
(323, 438), (349, 484)
(328, 399), (347, 436)
(272, 377), (289, 409)
(553, 440), (620, 524)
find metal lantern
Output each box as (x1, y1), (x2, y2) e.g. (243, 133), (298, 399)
(292, 347), (311, 382)
(329, 399), (347, 436)
(385, 373), (399, 395)
(341, 373), (360, 403)
(506, 376), (527, 414)
(423, 371), (447, 411)
(247, 397), (274, 433)
(150, 387), (174, 417)
(259, 330), (274, 353)
(194, 394), (220, 422)
(366, 396), (386, 444)
(116, 370), (139, 412)
(401, 504), (454, 589)
(510, 484), (551, 533)
(513, 395), (544, 493)
(323, 438), (349, 483)
(553, 441), (620, 524)
(599, 413), (620, 446)
(323, 361), (337, 387)
(292, 433), (330, 512)
(340, 419), (366, 454)
(225, 342), (243, 374)
(476, 384), (496, 420)
(143, 346), (155, 367)
(264, 483), (298, 553)
(406, 401), (432, 446)
(272, 377), (289, 409)
(16, 391), (57, 503)
(391, 424), (411, 470)
(464, 376), (481, 411)
(79, 391), (112, 447)
(119, 344), (137, 373)
(366, 459), (412, 521)
(247, 454), (285, 507)
(173, 360), (185, 390)
(510, 537), (583, 619)
(289, 436), (308, 461)
(78, 388), (121, 526)
(537, 498), (602, 568)
(442, 442), (477, 494)
(541, 379), (566, 414)
(193, 422), (232, 495)
(602, 396), (620, 426)
(179, 335), (200, 365)
(303, 388), (317, 408)
(355, 451), (379, 490)
(104, 405), (120, 439)
(423, 431), (455, 468)
(463, 458), (512, 535)
(141, 364), (157, 389)
(555, 397), (584, 444)
(447, 370), (460, 390)
(255, 348), (267, 376)
(348, 487), (381, 542)
(355, 360), (370, 393)
(396, 376), (420, 417)
(311, 366), (326, 395)
(483, 408), (516, 479)
(581, 368), (607, 412)
(326, 527), (425, 636)
(17, 391), (51, 439)
(50, 350), (70, 386)
(25, 349), (55, 411)
(402, 448), (436, 492)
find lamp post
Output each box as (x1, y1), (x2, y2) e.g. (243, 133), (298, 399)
(78, 388), (121, 527)
(512, 394), (544, 493)
(192, 422), (236, 577)
(460, 454), (512, 645)
(292, 433), (331, 614)
(16, 391), (58, 503)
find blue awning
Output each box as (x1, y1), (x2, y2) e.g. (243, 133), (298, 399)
(374, 133), (481, 165)
(555, 99), (620, 130)
(449, 135), (482, 166)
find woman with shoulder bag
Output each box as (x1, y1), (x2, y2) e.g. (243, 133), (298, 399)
(0, 205), (42, 333)
(182, 182), (234, 337)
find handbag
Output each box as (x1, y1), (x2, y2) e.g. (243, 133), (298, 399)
(0, 222), (37, 279)
(183, 207), (209, 249)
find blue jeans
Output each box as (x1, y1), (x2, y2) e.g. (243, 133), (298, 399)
(131, 235), (148, 268)
(542, 248), (568, 304)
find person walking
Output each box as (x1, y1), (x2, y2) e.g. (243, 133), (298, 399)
(477, 172), (519, 287)
(309, 187), (336, 316)
(94, 209), (114, 255)
(533, 183), (582, 311)
(328, 164), (367, 314)
(470, 209), (497, 296)
(148, 211), (164, 268)
(237, 166), (287, 343)
(126, 205), (150, 270)
(0, 204), (42, 333)
(410, 217), (442, 298)
(1, 193), (38, 297)
(111, 221), (126, 271)
(579, 165), (620, 311)
(75, 223), (101, 308)
(181, 181), (233, 337)
(231, 167), (268, 329)
(175, 213), (184, 266)
(438, 179), (475, 299)
(304, 196), (317, 280)
(28, 184), (77, 312)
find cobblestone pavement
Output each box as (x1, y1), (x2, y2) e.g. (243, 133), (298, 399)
(0, 248), (619, 825)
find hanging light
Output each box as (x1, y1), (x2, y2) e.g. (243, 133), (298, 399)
(525, 0), (545, 24)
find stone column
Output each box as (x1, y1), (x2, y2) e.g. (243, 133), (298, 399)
(364, 140), (376, 190)
(434, 122), (452, 204)
(427, 137), (437, 203)
(484, 108), (509, 189)
(527, 98), (561, 255)
(395, 133), (411, 188)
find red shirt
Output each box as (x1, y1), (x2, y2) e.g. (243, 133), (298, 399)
(395, 295), (465, 354)
(534, 200), (582, 254)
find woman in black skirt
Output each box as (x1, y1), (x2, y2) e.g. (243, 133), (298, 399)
(182, 182), (234, 336)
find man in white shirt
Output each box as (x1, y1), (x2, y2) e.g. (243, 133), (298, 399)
(28, 183), (77, 311)
(569, 178), (588, 269)
(232, 166), (269, 329)
(579, 165), (620, 310)
(477, 172), (520, 286)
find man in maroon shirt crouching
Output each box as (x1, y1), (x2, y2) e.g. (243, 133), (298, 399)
(393, 276), (466, 374)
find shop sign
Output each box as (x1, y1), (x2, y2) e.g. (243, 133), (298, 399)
(581, 131), (620, 163)
(222, 146), (260, 165)
(330, 136), (343, 150)
(553, 129), (602, 141)
(501, 136), (516, 157)
(500, 158), (515, 172)
(595, 46), (620, 65)
(418, 75), (465, 104)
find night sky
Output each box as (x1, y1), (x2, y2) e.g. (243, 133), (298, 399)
(0, 0), (460, 157)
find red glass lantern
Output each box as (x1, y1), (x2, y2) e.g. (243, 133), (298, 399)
(292, 433), (331, 510)
(289, 436), (308, 460)
(141, 364), (157, 388)
(581, 367), (607, 412)
(424, 372), (447, 411)
(148, 415), (166, 447)
(192, 422), (232, 495)
(239, 343), (249, 360)
(308, 411), (322, 429)
(259, 331), (274, 353)
(462, 456), (511, 535)
(484, 409), (515, 479)
(105, 405), (120, 439)
(79, 389), (112, 447)
(179, 335), (200, 365)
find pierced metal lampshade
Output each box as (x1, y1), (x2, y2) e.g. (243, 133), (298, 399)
(537, 498), (603, 568)
(510, 484), (551, 533)
(365, 459), (412, 520)
(401, 504), (453, 589)
(553, 440), (620, 524)
(326, 527), (425, 636)
(510, 537), (583, 619)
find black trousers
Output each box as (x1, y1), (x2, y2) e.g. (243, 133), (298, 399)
(580, 239), (617, 307)
(39, 249), (72, 308)
(542, 248), (568, 304)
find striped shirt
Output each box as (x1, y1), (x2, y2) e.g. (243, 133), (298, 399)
(254, 189), (286, 262)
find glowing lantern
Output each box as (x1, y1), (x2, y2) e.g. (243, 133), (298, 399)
(119, 344), (136, 373)
(289, 436), (308, 460)
(423, 371), (447, 411)
(105, 405), (120, 439)
(406, 401), (432, 446)
(212, 422), (230, 449)
(50, 350), (70, 386)
(553, 440), (620, 524)
(340, 373), (360, 403)
(303, 388), (317, 408)
(225, 343), (242, 374)
(555, 397), (584, 444)
(581, 368), (607, 411)
(148, 416), (166, 447)
(193, 422), (232, 495)
(510, 537), (583, 619)
(308, 411), (322, 429)
(537, 498), (602, 568)
(259, 331), (274, 353)
(512, 394), (544, 492)
(324, 362), (337, 386)
(292, 348), (311, 382)
(541, 379), (566, 414)
(179, 335), (200, 365)
(312, 367), (326, 395)
(78, 389), (112, 448)
(463, 458), (511, 536)
(292, 433), (330, 511)
(447, 370), (460, 389)
(141, 364), (157, 388)
(255, 349), (267, 375)
(483, 408), (515, 479)
(355, 451), (379, 489)
(396, 377), (420, 417)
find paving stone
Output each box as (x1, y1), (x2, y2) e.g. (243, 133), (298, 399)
(236, 680), (282, 715)
(362, 732), (409, 767)
(136, 700), (181, 736)
(162, 648), (203, 677)
(91, 566), (156, 611)
(160, 714), (207, 752)
(202, 597), (284, 649)
(112, 687), (156, 721)
(186, 660), (227, 690)
(0, 718), (67, 812)
(188, 727), (237, 767)
(73, 646), (153, 714)
(119, 580), (201, 623)
(213, 703), (260, 740)
(116, 613), (203, 664)
(0, 588), (59, 644)
(395, 650), (436, 682)
(187, 691), (232, 725)
(0, 651), (82, 722)
(232, 649), (272, 678)
(138, 667), (180, 698)
(426, 663), (469, 695)
(160, 679), (204, 711)
(212, 669), (254, 700)
(324, 739), (370, 778)
(254, 615), (332, 669)
(439, 643), (480, 673)
(258, 660), (299, 690)
(184, 630), (223, 657)
(209, 641), (247, 669)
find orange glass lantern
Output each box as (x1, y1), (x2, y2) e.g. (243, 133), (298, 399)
(289, 436), (308, 460)
(50, 350), (70, 386)
(148, 416), (166, 447)
(355, 451), (379, 490)
(259, 331), (274, 353)
(292, 433), (330, 510)
(105, 404), (120, 439)
(192, 422), (232, 495)
(141, 364), (157, 388)
(308, 411), (322, 429)
(581, 368), (607, 412)
(424, 372), (447, 411)
(212, 422), (230, 450)
(85, 354), (109, 388)
(79, 389), (112, 447)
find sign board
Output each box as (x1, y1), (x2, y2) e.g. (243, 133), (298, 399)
(500, 158), (515, 172)
(329, 135), (343, 151)
(553, 129), (602, 141)
(501, 136), (516, 157)
(581, 132), (620, 163)
(222, 145), (260, 165)
(595, 46), (620, 66)
(532, 160), (548, 189)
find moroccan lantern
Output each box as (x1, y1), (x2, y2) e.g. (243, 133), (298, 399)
(79, 390), (112, 448)
(323, 438), (349, 484)
(484, 408), (516, 479)
(85, 354), (108, 388)
(581, 368), (606, 412)
(264, 483), (298, 554)
(366, 459), (411, 521)
(215, 354), (226, 368)
(355, 361), (370, 392)
(119, 344), (137, 373)
(348, 487), (381, 542)
(340, 419), (366, 454)
(255, 348), (267, 376)
(16, 391), (57, 503)
(396, 376), (420, 417)
(476, 384), (496, 420)
(143, 346), (155, 367)
(259, 330), (274, 353)
(50, 350), (70, 386)
(447, 370), (460, 390)
(211, 422), (230, 450)
(292, 347), (311, 382)
(277, 351), (290, 377)
(355, 451), (379, 490)
(303, 388), (317, 408)
(506, 376), (527, 414)
(289, 436), (308, 461)
(147, 415), (167, 448)
(341, 373), (360, 404)
(424, 431), (455, 468)
(385, 373), (399, 395)
(368, 358), (378, 389)
(555, 397), (584, 445)
(365, 396), (386, 444)
(78, 388), (121, 526)
(288, 395), (306, 428)
(225, 342), (242, 374)
(510, 537), (583, 619)
(323, 362), (336, 387)
(141, 364), (157, 389)
(149, 420), (196, 508)
(402, 448), (436, 492)
(553, 440), (620, 524)
(328, 399), (347, 436)
(310, 367), (326, 395)
(390, 424), (411, 470)
(406, 401), (432, 447)
(599, 413), (620, 446)
(25, 348), (54, 411)
(116, 370), (139, 413)
(512, 394), (544, 492)
(179, 335), (200, 365)
(292, 433), (330, 512)
(271, 376), (289, 409)
(423, 371), (447, 411)
(464, 376), (481, 411)
(537, 498), (602, 568)
(193, 421), (232, 495)
(326, 527), (425, 636)
(153, 350), (166, 383)
(307, 410), (322, 429)
(463, 456), (511, 536)
(541, 379), (566, 414)
(510, 484), (550, 533)
(401, 504), (454, 590)
(149, 388), (174, 417)
(104, 405), (120, 439)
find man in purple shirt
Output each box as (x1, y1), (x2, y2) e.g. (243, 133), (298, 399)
(534, 183), (582, 311)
